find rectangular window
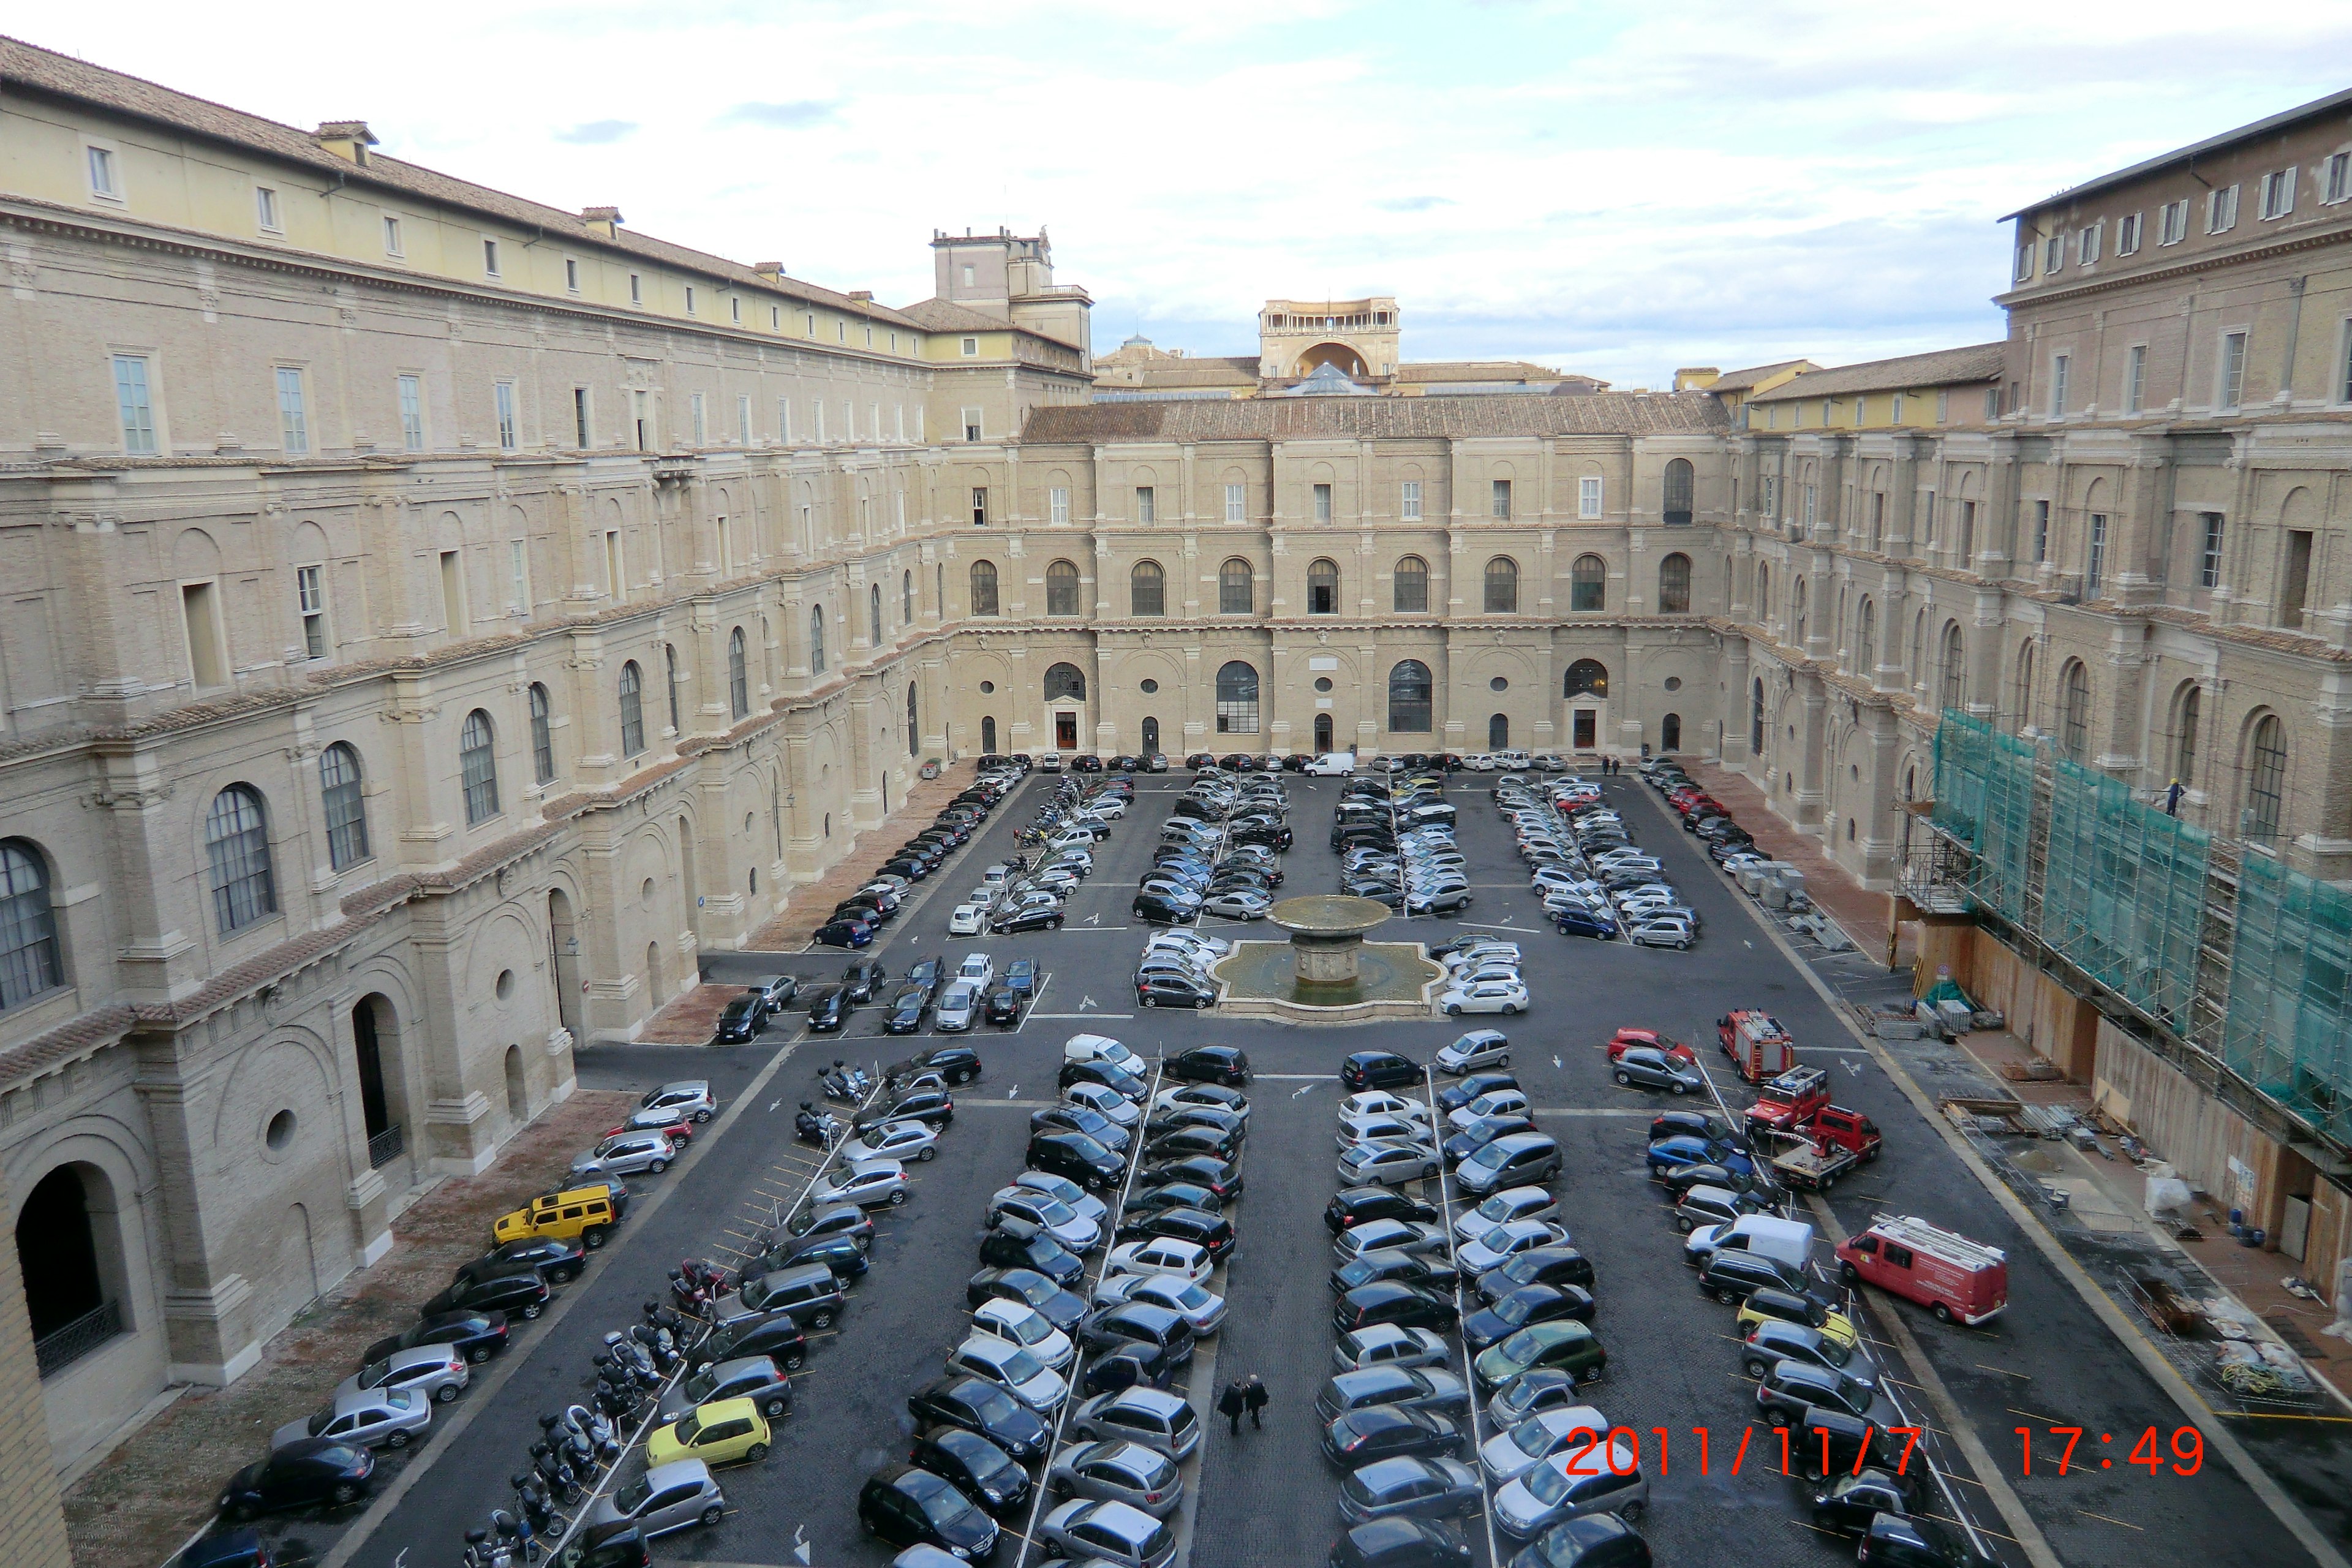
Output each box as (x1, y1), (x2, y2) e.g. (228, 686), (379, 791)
(605, 531), (624, 598)
(383, 214), (404, 255)
(255, 185), (281, 232)
(509, 540), (530, 613)
(2014, 243), (2035, 282)
(181, 580), (225, 686)
(813, 401), (824, 442)
(629, 273), (643, 304)
(2049, 353), (2069, 417)
(2045, 234), (2064, 273)
(1985, 386), (2002, 421)
(399, 374), (425, 451)
(2034, 499), (2051, 563)
(2329, 153), (2352, 204)
(296, 564), (327, 658)
(1136, 486), (1155, 524)
(2117, 212), (2142, 255)
(2282, 530), (2314, 628)
(2341, 320), (2352, 403)
(113, 353), (157, 454)
(1578, 475), (1603, 518)
(1313, 483), (1333, 524)
(1803, 484), (1817, 529)
(2207, 184), (2239, 233)
(2200, 513), (2225, 588)
(1959, 500), (1977, 560)
(1400, 480), (1423, 521)
(572, 386), (590, 448)
(2159, 200), (2190, 245)
(440, 549), (466, 635)
(1922, 490), (1936, 544)
(690, 392), (707, 445)
(2079, 222), (2100, 265)
(731, 296), (742, 323)
(806, 312), (816, 337)
(483, 238), (502, 277)
(1224, 483), (1244, 523)
(494, 381), (518, 450)
(275, 367), (309, 454)
(961, 336), (979, 356)
(738, 394), (752, 444)
(565, 257), (580, 293)
(684, 285), (697, 314)
(778, 398), (792, 443)
(971, 487), (989, 527)
(2086, 513), (2106, 598)
(962, 407), (982, 442)
(772, 305), (782, 331)
(1936, 388), (1950, 423)
(1491, 479), (1512, 519)
(2124, 345), (2147, 414)
(1891, 392), (1905, 424)
(2218, 331), (2248, 409)
(87, 145), (119, 198)
(1758, 474), (1776, 519)
(1050, 486), (1071, 526)
(2260, 168), (2297, 221)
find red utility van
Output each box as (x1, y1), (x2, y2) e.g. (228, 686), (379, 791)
(1718, 1011), (1797, 1083)
(1836, 1215), (2007, 1325)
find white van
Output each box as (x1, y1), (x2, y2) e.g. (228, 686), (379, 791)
(1304, 753), (1357, 776)
(1683, 1213), (1815, 1272)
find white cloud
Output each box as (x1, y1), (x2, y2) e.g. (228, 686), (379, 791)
(19, 1), (2352, 387)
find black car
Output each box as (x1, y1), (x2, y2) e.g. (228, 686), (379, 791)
(1144, 1124), (1238, 1163)
(984, 987), (1023, 1027)
(713, 994), (768, 1043)
(1333, 1518), (1475, 1568)
(1144, 1154), (1243, 1199)
(360, 1310), (508, 1369)
(1334, 1281), (1458, 1336)
(902, 955), (946, 995)
(1115, 1206), (1235, 1261)
(1442, 1115), (1535, 1166)
(454, 1236), (585, 1289)
(966, 1267), (1089, 1332)
(1031, 1103), (1132, 1152)
(1060, 1060), (1149, 1099)
(1460, 1284), (1595, 1351)
(1649, 1110), (1741, 1147)
(1026, 1129), (1125, 1191)
(857, 1463), (1001, 1559)
(802, 984), (851, 1031)
(757, 1231), (870, 1281)
(1124, 1182), (1224, 1219)
(1474, 1247), (1597, 1303)
(991, 905), (1065, 934)
(1658, 1161), (1759, 1199)
(1164, 1045), (1250, 1086)
(692, 1313), (807, 1373)
(1333, 1251), (1460, 1296)
(1810, 1466), (1921, 1536)
(881, 984), (930, 1035)
(1132, 893), (1200, 925)
(1343, 1052), (1423, 1091)
(977, 1219), (1085, 1287)
(1323, 1406), (1463, 1468)
(842, 960), (890, 1002)
(1701, 1249), (1807, 1304)
(1861, 1511), (1997, 1567)
(217, 1439), (374, 1520)
(1081, 1337), (1182, 1396)
(910, 1426), (1033, 1517)
(1143, 1102), (1245, 1144)
(813, 919), (874, 949)
(1080, 1301), (1196, 1365)
(887, 1046), (982, 1089)
(1327, 1186), (1438, 1234)
(657, 1355), (794, 1423)
(858, 1088), (956, 1131)
(1434, 1072), (1518, 1115)
(908, 1375), (1052, 1460)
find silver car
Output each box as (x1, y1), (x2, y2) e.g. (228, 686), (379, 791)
(1452, 1186), (1559, 1242)
(1046, 1439), (1183, 1518)
(572, 1130), (676, 1180)
(271, 1386), (431, 1452)
(812, 1158), (911, 1208)
(1334, 1219), (1450, 1265)
(1091, 1272), (1225, 1335)
(1333, 1324), (1453, 1375)
(843, 1120), (940, 1165)
(641, 1079), (717, 1123)
(1015, 1170), (1108, 1226)
(987, 1189), (1101, 1252)
(1459, 1220), (1572, 1275)
(1338, 1113), (1437, 1151)
(1036, 1498), (1177, 1568)
(584, 1457), (726, 1539)
(1068, 1387), (1202, 1460)
(336, 1344), (469, 1407)
(1337, 1139), (1441, 1189)
(934, 980), (982, 1033)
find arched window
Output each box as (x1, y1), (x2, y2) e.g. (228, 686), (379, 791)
(529, 682), (555, 783)
(1755, 562), (1770, 622)
(1215, 662), (1261, 734)
(2245, 714), (2287, 842)
(0, 840), (62, 1009)
(1939, 624), (1966, 712)
(2012, 641), (2035, 733)
(1662, 458), (1695, 526)
(1570, 555), (1605, 612)
(1792, 578), (1809, 645)
(728, 628), (750, 720)
(320, 742), (369, 869)
(1387, 660), (1433, 732)
(869, 582), (883, 644)
(1484, 557), (1520, 614)
(619, 660), (646, 756)
(902, 569), (914, 624)
(970, 560), (1000, 616)
(2173, 685), (2202, 786)
(460, 709), (500, 823)
(1564, 659), (1609, 699)
(1219, 558), (1254, 614)
(1046, 559), (1081, 616)
(809, 606), (827, 673)
(1307, 557), (1340, 614)
(1488, 714), (1510, 750)
(907, 682), (919, 757)
(1130, 560), (1165, 617)
(981, 715), (998, 753)
(205, 784), (277, 933)
(1751, 678), (1766, 753)
(1658, 552), (1692, 614)
(1393, 556), (1430, 613)
(2059, 660), (2090, 760)
(1661, 713), (1682, 752)
(664, 644), (682, 733)
(1855, 598), (1876, 673)
(1044, 662), (1087, 703)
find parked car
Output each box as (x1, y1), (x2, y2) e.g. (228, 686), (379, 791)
(270, 1388), (431, 1453)
(216, 1440), (374, 1520)
(857, 1463), (1002, 1559)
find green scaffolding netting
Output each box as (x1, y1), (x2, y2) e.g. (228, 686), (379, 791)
(1929, 710), (2036, 927)
(2041, 760), (2209, 1031)
(2224, 851), (2352, 1147)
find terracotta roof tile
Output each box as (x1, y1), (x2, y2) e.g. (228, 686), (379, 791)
(1705, 360), (1818, 393)
(1022, 392), (1728, 443)
(1750, 343), (2007, 402)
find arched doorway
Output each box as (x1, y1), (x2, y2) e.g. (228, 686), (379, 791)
(1661, 714), (1682, 752)
(981, 715), (998, 753)
(646, 940), (667, 1010)
(547, 891), (582, 1044)
(276, 1202), (319, 1325)
(1313, 714), (1334, 753)
(1140, 717), (1161, 755)
(1044, 663), (1086, 751)
(1562, 660), (1610, 755)
(1295, 342), (1368, 379)
(678, 815), (699, 940)
(352, 995), (407, 1169)
(503, 1044), (528, 1126)
(1488, 714), (1509, 750)
(15, 1164), (125, 1373)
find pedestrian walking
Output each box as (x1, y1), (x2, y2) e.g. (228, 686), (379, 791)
(1242, 1374), (1268, 1429)
(1218, 1379), (1245, 1436)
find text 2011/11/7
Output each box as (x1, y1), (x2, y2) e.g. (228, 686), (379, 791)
(2016, 1425), (2204, 1476)
(1558, 1425), (1924, 1478)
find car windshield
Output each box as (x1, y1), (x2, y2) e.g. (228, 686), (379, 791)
(996, 1347), (1046, 1382)
(1499, 1327), (1551, 1362)
(1009, 1275), (1054, 1307)
(306, 1409), (336, 1436)
(673, 1412), (703, 1444)
(1523, 1458), (1581, 1506)
(1165, 1281), (1211, 1309)
(614, 1476), (652, 1513)
(1028, 1197), (1077, 1225)
(1510, 1415), (1566, 1457)
(1477, 1226), (1526, 1253)
(683, 1366), (718, 1401)
(1493, 1293), (1540, 1327)
(1002, 1313), (1050, 1347)
(968, 1382), (1020, 1420)
(916, 1480), (973, 1527)
(357, 1359), (392, 1388)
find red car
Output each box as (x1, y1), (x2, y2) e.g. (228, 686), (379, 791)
(1606, 1028), (1696, 1067)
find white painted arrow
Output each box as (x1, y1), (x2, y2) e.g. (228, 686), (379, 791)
(1292, 1082), (1317, 1098)
(1080, 996), (1098, 1011)
(1552, 1054), (1562, 1069)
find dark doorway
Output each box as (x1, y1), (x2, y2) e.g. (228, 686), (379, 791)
(981, 715), (998, 753)
(1055, 712), (1079, 750)
(1141, 717), (1160, 753)
(1488, 714), (1509, 750)
(1572, 710), (1597, 750)
(1314, 714), (1334, 752)
(352, 1000), (391, 1141)
(1661, 713), (1682, 752)
(548, 892), (582, 1044)
(17, 1166), (104, 1340)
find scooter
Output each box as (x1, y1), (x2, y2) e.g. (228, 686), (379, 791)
(670, 1259), (731, 1313)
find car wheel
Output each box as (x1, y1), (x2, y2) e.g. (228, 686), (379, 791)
(953, 1069), (973, 1085)
(331, 1483), (360, 1506)
(703, 1503), (726, 1526)
(1613, 1070), (1631, 1086)
(649, 1159), (668, 1175)
(1196, 997), (1212, 1010)
(888, 1189), (908, 1206)
(584, 1226), (609, 1250)
(521, 1303), (543, 1320)
(435, 1381), (461, 1403)
(1496, 1055), (1509, 1068)
(1744, 1357), (1770, 1379)
(1932, 1302), (1954, 1324)
(552, 1265), (580, 1284)
(386, 1429), (410, 1449)
(810, 1310), (835, 1329)
(1712, 1287), (1738, 1304)
(1049, 917), (1064, 929)
(1671, 1083), (1691, 1096)
(1502, 1003), (1520, 1016)
(1141, 995), (1156, 1008)
(1840, 1262), (1861, 1287)
(784, 1351), (806, 1370)
(1446, 1005), (1462, 1017)
(1673, 1215), (1694, 1234)
(469, 1346), (492, 1365)
(746, 1441), (769, 1461)
(1619, 1500), (1645, 1523)
(695, 1109), (713, 1123)
(764, 1396), (788, 1419)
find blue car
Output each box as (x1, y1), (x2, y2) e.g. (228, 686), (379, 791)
(1553, 908), (1618, 940)
(1646, 1134), (1756, 1179)
(814, 919), (875, 948)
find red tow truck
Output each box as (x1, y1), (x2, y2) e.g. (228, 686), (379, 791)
(1718, 1011), (1797, 1083)
(1744, 1066), (1883, 1189)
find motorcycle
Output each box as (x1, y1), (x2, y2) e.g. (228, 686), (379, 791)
(670, 1259), (731, 1313)
(511, 1473), (562, 1539)
(794, 1104), (841, 1147)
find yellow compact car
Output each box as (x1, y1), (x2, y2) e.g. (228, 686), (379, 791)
(491, 1185), (620, 1250)
(647, 1397), (771, 1469)
(1737, 1286), (1859, 1354)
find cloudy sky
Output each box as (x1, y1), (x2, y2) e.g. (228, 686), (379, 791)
(22, 2), (2352, 385)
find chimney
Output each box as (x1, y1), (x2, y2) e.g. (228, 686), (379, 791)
(581, 206), (625, 239)
(847, 290), (873, 303)
(753, 261), (786, 278)
(315, 121), (379, 167)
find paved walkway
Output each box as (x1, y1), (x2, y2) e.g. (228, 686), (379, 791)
(742, 761), (984, 951)
(1679, 758), (1912, 965)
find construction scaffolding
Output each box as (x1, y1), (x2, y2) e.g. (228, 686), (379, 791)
(2225, 850), (2352, 1146)
(2041, 759), (2210, 1033)
(1929, 711), (2038, 929)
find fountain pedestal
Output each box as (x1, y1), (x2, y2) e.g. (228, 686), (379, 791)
(1208, 895), (1444, 1023)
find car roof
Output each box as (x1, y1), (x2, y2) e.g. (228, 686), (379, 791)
(1105, 1385), (1187, 1415)
(642, 1458), (714, 1490)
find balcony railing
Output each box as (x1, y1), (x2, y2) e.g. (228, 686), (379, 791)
(368, 1122), (405, 1169)
(34, 1299), (123, 1377)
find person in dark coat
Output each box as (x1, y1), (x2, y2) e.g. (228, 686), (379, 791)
(1241, 1374), (1268, 1429)
(1217, 1379), (1245, 1436)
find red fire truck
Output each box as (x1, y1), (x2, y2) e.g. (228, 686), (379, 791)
(1744, 1066), (1832, 1136)
(1835, 1215), (2008, 1325)
(1717, 1011), (1797, 1083)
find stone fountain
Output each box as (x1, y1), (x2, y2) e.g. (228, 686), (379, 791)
(1212, 894), (1444, 1023)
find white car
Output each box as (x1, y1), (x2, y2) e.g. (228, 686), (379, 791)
(1479, 1404), (1609, 1487)
(1153, 1085), (1250, 1123)
(946, 1335), (1069, 1412)
(1447, 1089), (1532, 1130)
(811, 1158), (910, 1208)
(1093, 1272), (1227, 1335)
(1452, 1185), (1559, 1241)
(842, 1120), (939, 1164)
(948, 903), (987, 936)
(1104, 1238), (1215, 1286)
(1340, 1091), (1432, 1121)
(1146, 930), (1230, 959)
(1463, 753), (1498, 771)
(1443, 944), (1521, 971)
(957, 952), (996, 992)
(1441, 979), (1530, 1016)
(1452, 964), (1525, 990)
(969, 1297), (1076, 1371)
(1065, 1033), (1146, 1072)
(1202, 889), (1271, 919)
(1085, 796), (1129, 820)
